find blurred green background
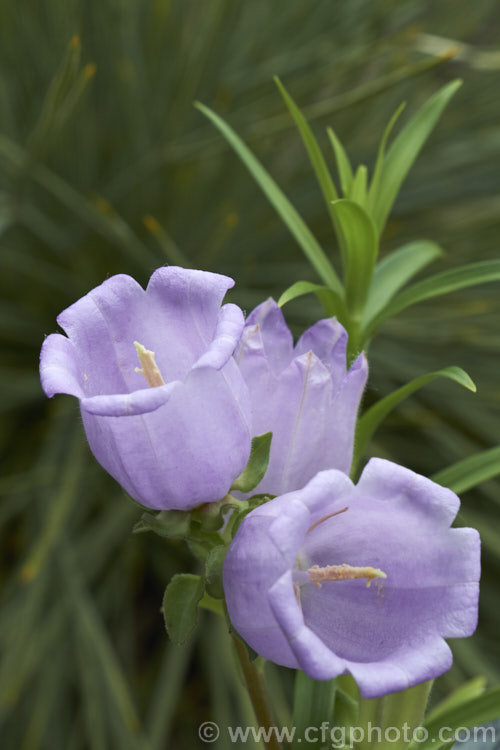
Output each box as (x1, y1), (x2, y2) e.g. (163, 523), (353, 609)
(1, 1), (500, 748)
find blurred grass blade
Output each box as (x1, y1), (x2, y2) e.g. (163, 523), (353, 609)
(327, 127), (353, 196)
(354, 366), (476, 470)
(146, 643), (193, 750)
(348, 164), (368, 207)
(372, 80), (462, 232)
(367, 102), (406, 216)
(432, 445), (500, 493)
(425, 677), (487, 723)
(62, 544), (151, 750)
(364, 259), (500, 337)
(278, 280), (347, 320)
(363, 239), (445, 324)
(333, 199), (378, 316)
(0, 134), (156, 266)
(292, 672), (337, 750)
(195, 101), (343, 294)
(410, 687), (500, 750)
(19, 430), (84, 583)
(27, 36), (81, 156)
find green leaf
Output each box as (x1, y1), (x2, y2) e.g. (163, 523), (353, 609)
(274, 77), (340, 231)
(195, 101), (343, 295)
(367, 101), (406, 216)
(231, 432), (272, 493)
(364, 259), (500, 337)
(278, 280), (347, 321)
(204, 545), (227, 599)
(371, 80), (462, 232)
(426, 677), (487, 724)
(363, 239), (444, 325)
(292, 671), (337, 750)
(332, 199), (378, 317)
(327, 127), (353, 196)
(349, 164), (368, 207)
(409, 687), (500, 750)
(162, 574), (205, 645)
(432, 445), (500, 494)
(354, 367), (476, 470)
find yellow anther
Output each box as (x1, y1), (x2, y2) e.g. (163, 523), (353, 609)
(308, 563), (387, 589)
(134, 342), (165, 388)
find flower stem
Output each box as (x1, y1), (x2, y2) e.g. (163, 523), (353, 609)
(232, 634), (282, 750)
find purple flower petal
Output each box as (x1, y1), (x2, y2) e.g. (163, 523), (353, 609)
(223, 460), (480, 697)
(40, 267), (252, 510)
(235, 299), (368, 494)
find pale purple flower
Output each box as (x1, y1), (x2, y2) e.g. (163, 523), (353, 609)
(235, 299), (368, 496)
(223, 459), (480, 697)
(40, 267), (252, 510)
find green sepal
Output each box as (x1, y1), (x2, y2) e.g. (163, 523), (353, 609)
(186, 539), (213, 564)
(191, 495), (246, 532)
(162, 573), (205, 645)
(231, 432), (273, 493)
(133, 509), (191, 539)
(204, 545), (227, 599)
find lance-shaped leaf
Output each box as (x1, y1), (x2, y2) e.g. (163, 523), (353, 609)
(432, 445), (500, 494)
(353, 366), (476, 470)
(162, 574), (205, 645)
(348, 164), (368, 208)
(273, 77), (342, 243)
(367, 101), (406, 218)
(231, 432), (272, 494)
(333, 199), (378, 317)
(371, 80), (462, 232)
(363, 239), (444, 324)
(327, 127), (353, 196)
(195, 102), (343, 295)
(278, 280), (348, 323)
(364, 259), (500, 337)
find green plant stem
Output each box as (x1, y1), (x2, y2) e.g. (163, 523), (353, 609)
(231, 635), (282, 750)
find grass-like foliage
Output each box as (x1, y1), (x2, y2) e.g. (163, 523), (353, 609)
(1, 1), (500, 748)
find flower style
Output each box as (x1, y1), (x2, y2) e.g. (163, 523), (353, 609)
(40, 267), (252, 510)
(235, 299), (368, 496)
(223, 459), (480, 697)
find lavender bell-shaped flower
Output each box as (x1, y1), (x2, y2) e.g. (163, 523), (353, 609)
(235, 299), (368, 496)
(223, 458), (480, 698)
(40, 267), (252, 510)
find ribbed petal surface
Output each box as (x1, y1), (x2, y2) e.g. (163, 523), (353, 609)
(235, 299), (368, 494)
